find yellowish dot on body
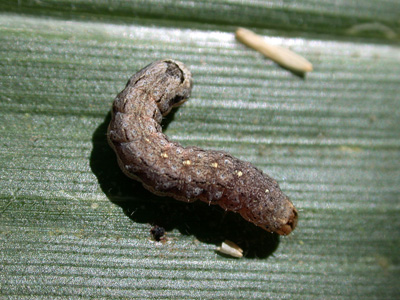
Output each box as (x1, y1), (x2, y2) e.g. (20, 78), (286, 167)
(183, 160), (192, 166)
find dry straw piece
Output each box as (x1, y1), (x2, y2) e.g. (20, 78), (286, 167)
(235, 27), (313, 73)
(217, 240), (244, 258)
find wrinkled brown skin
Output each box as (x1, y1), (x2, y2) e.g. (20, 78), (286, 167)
(107, 59), (298, 235)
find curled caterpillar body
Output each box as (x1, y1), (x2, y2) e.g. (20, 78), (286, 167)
(107, 59), (298, 235)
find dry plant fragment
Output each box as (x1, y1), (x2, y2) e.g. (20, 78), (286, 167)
(217, 240), (243, 258)
(235, 27), (313, 73)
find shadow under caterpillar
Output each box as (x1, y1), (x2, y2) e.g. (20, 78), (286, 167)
(107, 59), (298, 235)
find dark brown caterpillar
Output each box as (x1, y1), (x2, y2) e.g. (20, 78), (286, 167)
(107, 59), (298, 235)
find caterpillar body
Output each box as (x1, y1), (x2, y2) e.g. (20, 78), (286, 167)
(107, 59), (298, 235)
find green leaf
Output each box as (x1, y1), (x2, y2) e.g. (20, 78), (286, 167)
(1, 1), (399, 299)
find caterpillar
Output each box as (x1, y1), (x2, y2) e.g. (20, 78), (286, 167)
(107, 59), (298, 235)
